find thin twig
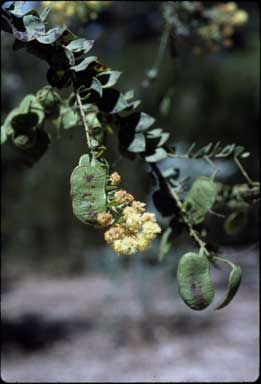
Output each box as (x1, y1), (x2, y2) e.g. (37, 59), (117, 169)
(170, 187), (209, 254)
(204, 155), (219, 180)
(212, 255), (235, 269)
(75, 89), (94, 156)
(234, 156), (253, 185)
(142, 24), (171, 88)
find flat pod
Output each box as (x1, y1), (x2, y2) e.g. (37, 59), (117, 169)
(184, 176), (217, 224)
(70, 158), (107, 225)
(177, 252), (215, 310)
(215, 265), (242, 310)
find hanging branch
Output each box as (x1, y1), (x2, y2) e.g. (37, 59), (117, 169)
(1, 1), (257, 312)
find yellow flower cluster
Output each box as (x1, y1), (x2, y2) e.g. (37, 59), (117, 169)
(97, 212), (113, 227)
(42, 1), (76, 16)
(104, 200), (161, 255)
(214, 3), (248, 26)
(114, 190), (134, 204)
(110, 172), (121, 186)
(194, 2), (248, 54)
(42, 1), (110, 23)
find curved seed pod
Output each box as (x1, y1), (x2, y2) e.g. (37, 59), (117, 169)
(177, 252), (215, 310)
(184, 176), (217, 224)
(215, 265), (242, 310)
(70, 158), (107, 225)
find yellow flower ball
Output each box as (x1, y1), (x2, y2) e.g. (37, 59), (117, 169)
(231, 10), (248, 25)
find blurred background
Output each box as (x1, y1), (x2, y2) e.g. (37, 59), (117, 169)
(1, 1), (259, 382)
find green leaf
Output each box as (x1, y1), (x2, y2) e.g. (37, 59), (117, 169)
(158, 132), (170, 146)
(145, 148), (168, 163)
(71, 56), (97, 72)
(63, 46), (75, 66)
(146, 128), (162, 138)
(215, 265), (242, 310)
(128, 133), (146, 153)
(135, 112), (155, 132)
(91, 139), (99, 148)
(98, 89), (129, 114)
(66, 38), (94, 53)
(8, 1), (27, 17)
(36, 86), (61, 116)
(209, 141), (222, 157)
(159, 227), (172, 261)
(70, 159), (107, 225)
(124, 90), (134, 101)
(39, 7), (51, 22)
(184, 176), (218, 224)
(19, 95), (38, 113)
(36, 25), (67, 44)
(57, 29), (77, 45)
(215, 144), (236, 158)
(234, 146), (245, 157)
(78, 154), (90, 165)
(193, 143), (213, 158)
(13, 134), (31, 148)
(90, 77), (103, 97)
(97, 70), (122, 88)
(60, 107), (79, 130)
(177, 252), (215, 310)
(241, 152), (250, 158)
(23, 15), (45, 36)
(85, 112), (101, 130)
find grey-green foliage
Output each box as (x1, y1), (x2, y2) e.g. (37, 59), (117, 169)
(185, 142), (250, 159)
(70, 156), (108, 225)
(177, 251), (215, 310)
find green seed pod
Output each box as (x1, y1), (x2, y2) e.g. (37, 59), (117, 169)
(70, 157), (107, 225)
(177, 251), (215, 310)
(184, 176), (217, 224)
(215, 265), (242, 310)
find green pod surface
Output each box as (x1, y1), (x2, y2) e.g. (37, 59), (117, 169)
(70, 158), (107, 225)
(184, 176), (217, 224)
(177, 252), (215, 310)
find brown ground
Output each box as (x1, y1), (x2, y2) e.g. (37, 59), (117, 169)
(1, 247), (259, 382)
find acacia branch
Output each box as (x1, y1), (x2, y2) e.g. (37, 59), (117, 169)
(75, 89), (94, 157)
(153, 164), (209, 255)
